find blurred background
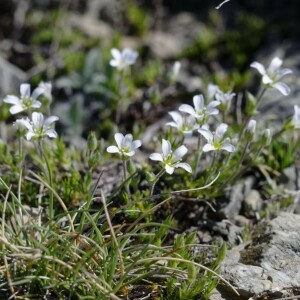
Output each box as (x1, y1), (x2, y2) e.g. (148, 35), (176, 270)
(0, 0), (299, 143)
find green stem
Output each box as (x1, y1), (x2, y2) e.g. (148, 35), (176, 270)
(240, 87), (267, 139)
(17, 137), (24, 226)
(150, 169), (166, 196)
(193, 135), (203, 179)
(220, 141), (250, 188)
(115, 70), (125, 124)
(205, 152), (217, 184)
(122, 158), (131, 197)
(38, 140), (54, 220)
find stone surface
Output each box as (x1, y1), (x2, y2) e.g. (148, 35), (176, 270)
(215, 213), (300, 299)
(0, 56), (27, 95)
(243, 189), (263, 217)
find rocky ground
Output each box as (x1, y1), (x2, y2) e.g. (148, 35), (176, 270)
(0, 1), (300, 299)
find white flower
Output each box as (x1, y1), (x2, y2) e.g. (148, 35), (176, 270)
(38, 81), (52, 102)
(149, 139), (192, 175)
(107, 133), (141, 157)
(206, 83), (221, 100)
(179, 94), (220, 125)
(291, 105), (300, 129)
(250, 57), (292, 96)
(18, 112), (59, 140)
(198, 123), (235, 153)
(215, 90), (235, 112)
(166, 111), (199, 137)
(4, 83), (44, 115)
(109, 48), (138, 71)
(169, 61), (181, 82)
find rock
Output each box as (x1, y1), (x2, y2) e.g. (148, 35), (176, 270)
(215, 213), (300, 299)
(234, 215), (251, 227)
(219, 177), (256, 220)
(219, 182), (243, 220)
(144, 12), (205, 59)
(0, 56), (27, 94)
(243, 189), (263, 218)
(144, 31), (184, 59)
(68, 13), (113, 41)
(280, 165), (300, 191)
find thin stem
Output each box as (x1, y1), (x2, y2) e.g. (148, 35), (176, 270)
(17, 137), (24, 226)
(122, 158), (131, 197)
(150, 169), (166, 196)
(115, 70), (125, 124)
(205, 152), (217, 185)
(220, 141), (250, 188)
(193, 135), (203, 179)
(240, 87), (267, 138)
(37, 140), (54, 220)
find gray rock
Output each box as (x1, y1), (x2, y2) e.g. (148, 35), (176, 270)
(0, 56), (27, 95)
(219, 182), (244, 220)
(144, 31), (184, 59)
(243, 189), (263, 217)
(215, 213), (300, 299)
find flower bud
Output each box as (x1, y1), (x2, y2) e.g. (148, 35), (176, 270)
(260, 128), (271, 146)
(244, 119), (256, 142)
(127, 159), (136, 174)
(145, 171), (156, 182)
(245, 91), (257, 116)
(87, 131), (98, 152)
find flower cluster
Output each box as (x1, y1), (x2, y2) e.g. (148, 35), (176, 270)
(3, 82), (58, 141)
(110, 48), (138, 71)
(250, 57), (292, 96)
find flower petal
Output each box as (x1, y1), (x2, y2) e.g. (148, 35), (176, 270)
(132, 140), (142, 149)
(165, 121), (178, 128)
(45, 129), (58, 138)
(202, 144), (216, 152)
(31, 101), (42, 108)
(149, 153), (163, 162)
(220, 143), (235, 152)
(31, 86), (45, 100)
(279, 68), (292, 78)
(173, 145), (188, 161)
(250, 62), (266, 75)
(268, 57), (282, 73)
(162, 139), (171, 157)
(168, 111), (183, 125)
(198, 128), (213, 142)
(111, 48), (121, 60)
(114, 133), (124, 148)
(44, 116), (59, 127)
(26, 132), (35, 140)
(32, 112), (44, 127)
(10, 105), (24, 115)
(273, 82), (290, 96)
(215, 123), (228, 141)
(165, 164), (175, 175)
(125, 151), (135, 157)
(193, 94), (204, 111)
(20, 83), (31, 99)
(262, 74), (273, 85)
(177, 162), (192, 173)
(107, 145), (120, 153)
(179, 104), (196, 116)
(3, 95), (20, 105)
